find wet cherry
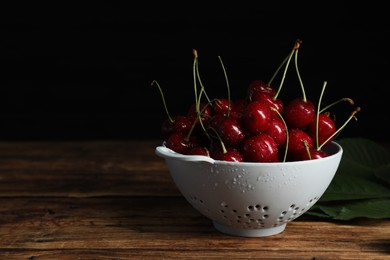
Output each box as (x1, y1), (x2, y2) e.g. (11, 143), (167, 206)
(246, 80), (276, 102)
(212, 98), (232, 115)
(165, 132), (193, 155)
(211, 146), (244, 162)
(253, 92), (284, 118)
(286, 128), (314, 159)
(241, 133), (279, 162)
(308, 112), (336, 148)
(187, 146), (211, 157)
(266, 117), (287, 147)
(292, 148), (329, 161)
(214, 115), (245, 146)
(243, 101), (272, 134)
(161, 115), (193, 139)
(284, 98), (315, 129)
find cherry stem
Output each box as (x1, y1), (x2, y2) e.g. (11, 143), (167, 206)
(192, 49), (208, 138)
(320, 97), (354, 114)
(268, 52), (291, 88)
(303, 140), (312, 160)
(271, 107), (289, 162)
(317, 107), (361, 151)
(192, 49), (200, 114)
(151, 80), (173, 123)
(195, 52), (212, 105)
(186, 101), (212, 141)
(218, 55), (231, 117)
(315, 81), (328, 149)
(294, 41), (307, 102)
(208, 126), (227, 154)
(271, 41), (300, 100)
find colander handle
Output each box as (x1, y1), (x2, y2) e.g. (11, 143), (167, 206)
(155, 146), (215, 164)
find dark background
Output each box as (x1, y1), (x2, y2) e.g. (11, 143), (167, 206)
(1, 2), (389, 142)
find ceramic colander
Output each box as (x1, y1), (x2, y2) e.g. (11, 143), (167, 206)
(155, 141), (342, 237)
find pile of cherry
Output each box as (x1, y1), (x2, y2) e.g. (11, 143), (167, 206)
(153, 39), (360, 162)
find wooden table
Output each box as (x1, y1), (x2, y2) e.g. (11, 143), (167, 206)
(0, 140), (389, 259)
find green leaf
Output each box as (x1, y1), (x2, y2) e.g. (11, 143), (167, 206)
(314, 199), (390, 220)
(306, 137), (390, 220)
(337, 137), (390, 168)
(320, 173), (390, 201)
(375, 165), (390, 186)
(304, 205), (332, 218)
(319, 155), (390, 201)
(320, 138), (390, 201)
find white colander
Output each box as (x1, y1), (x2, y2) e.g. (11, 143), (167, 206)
(155, 141), (342, 237)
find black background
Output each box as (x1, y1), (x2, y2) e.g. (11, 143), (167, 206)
(1, 2), (389, 142)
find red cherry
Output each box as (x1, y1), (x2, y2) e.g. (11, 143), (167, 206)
(292, 148), (329, 161)
(233, 98), (248, 114)
(252, 92), (284, 118)
(243, 101), (272, 134)
(161, 115), (193, 138)
(187, 102), (213, 129)
(265, 117), (287, 147)
(213, 98), (233, 115)
(208, 113), (225, 129)
(308, 113), (337, 147)
(187, 146), (211, 157)
(161, 118), (174, 138)
(214, 116), (245, 146)
(247, 80), (276, 101)
(211, 146), (244, 162)
(165, 132), (193, 154)
(286, 128), (314, 158)
(241, 133), (279, 162)
(284, 98), (315, 129)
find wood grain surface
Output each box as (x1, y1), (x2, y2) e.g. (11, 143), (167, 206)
(0, 140), (389, 259)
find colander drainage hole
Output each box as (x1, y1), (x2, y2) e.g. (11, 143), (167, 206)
(247, 204), (269, 212)
(306, 197), (319, 206)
